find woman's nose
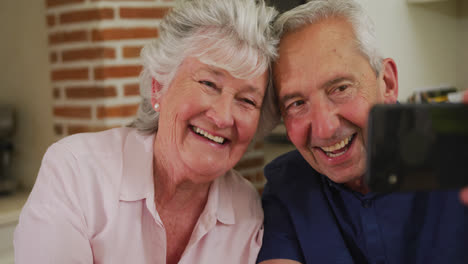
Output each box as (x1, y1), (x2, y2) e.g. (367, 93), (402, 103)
(206, 97), (234, 128)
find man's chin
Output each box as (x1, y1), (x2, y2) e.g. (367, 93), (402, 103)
(321, 169), (364, 185)
(303, 151), (366, 184)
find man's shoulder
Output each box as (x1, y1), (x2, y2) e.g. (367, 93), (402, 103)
(265, 150), (318, 179)
(265, 149), (306, 170)
(264, 150), (322, 192)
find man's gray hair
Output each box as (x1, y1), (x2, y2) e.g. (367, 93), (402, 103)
(275, 0), (383, 75)
(131, 0), (280, 137)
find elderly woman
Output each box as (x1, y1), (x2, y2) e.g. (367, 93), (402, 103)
(14, 0), (278, 263)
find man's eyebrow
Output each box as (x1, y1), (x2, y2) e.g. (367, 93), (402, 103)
(280, 92), (303, 106)
(321, 77), (350, 89)
(279, 77), (352, 105)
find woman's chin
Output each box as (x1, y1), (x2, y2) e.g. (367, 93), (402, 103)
(184, 157), (232, 179)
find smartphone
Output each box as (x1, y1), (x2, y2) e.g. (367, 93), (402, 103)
(365, 103), (468, 193)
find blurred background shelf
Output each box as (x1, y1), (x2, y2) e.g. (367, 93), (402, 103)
(408, 0), (450, 3)
(0, 191), (29, 264)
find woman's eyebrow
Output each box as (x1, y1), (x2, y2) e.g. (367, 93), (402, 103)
(202, 66), (225, 77)
(244, 85), (264, 97)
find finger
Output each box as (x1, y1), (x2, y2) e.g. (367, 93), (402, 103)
(460, 188), (468, 206)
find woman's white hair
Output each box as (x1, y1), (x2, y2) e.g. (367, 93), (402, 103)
(131, 0), (280, 137)
(275, 0), (383, 75)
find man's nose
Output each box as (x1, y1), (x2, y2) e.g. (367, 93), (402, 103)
(309, 102), (339, 139)
(206, 97), (234, 128)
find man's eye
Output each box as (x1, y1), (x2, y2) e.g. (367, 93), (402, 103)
(336, 85), (348, 92)
(285, 100), (304, 110)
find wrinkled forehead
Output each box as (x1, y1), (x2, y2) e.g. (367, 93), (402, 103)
(273, 19), (364, 85)
(184, 28), (268, 81)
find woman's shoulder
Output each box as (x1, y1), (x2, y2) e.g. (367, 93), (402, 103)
(34, 127), (154, 231)
(40, 127), (141, 190)
(41, 127), (153, 195)
(56, 127), (135, 155)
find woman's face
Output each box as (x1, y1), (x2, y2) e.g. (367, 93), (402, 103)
(155, 57), (268, 182)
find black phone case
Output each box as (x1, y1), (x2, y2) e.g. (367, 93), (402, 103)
(365, 103), (468, 192)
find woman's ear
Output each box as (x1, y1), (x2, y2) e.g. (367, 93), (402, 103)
(151, 78), (163, 107)
(380, 58), (399, 104)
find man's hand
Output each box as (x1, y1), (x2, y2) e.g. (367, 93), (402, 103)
(461, 189), (468, 205)
(461, 91), (468, 206)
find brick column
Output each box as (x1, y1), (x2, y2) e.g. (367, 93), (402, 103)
(46, 0), (171, 135)
(234, 140), (267, 192)
(45, 0), (266, 191)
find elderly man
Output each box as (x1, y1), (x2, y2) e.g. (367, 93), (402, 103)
(257, 0), (468, 263)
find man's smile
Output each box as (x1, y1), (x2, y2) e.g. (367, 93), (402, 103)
(318, 134), (356, 158)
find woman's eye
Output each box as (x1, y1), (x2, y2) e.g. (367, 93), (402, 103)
(199, 80), (217, 89)
(242, 98), (256, 107)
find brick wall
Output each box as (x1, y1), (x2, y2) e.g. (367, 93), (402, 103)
(45, 0), (266, 191)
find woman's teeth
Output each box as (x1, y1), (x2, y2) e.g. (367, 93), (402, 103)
(320, 135), (353, 157)
(192, 126), (225, 144)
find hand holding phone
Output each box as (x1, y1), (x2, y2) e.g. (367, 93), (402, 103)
(365, 102), (468, 193)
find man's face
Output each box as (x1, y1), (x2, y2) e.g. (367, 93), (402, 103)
(274, 17), (398, 189)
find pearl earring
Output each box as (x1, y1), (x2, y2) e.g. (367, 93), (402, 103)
(154, 103), (160, 111)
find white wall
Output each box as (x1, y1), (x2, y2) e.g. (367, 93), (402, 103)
(359, 0), (459, 101)
(457, 0), (468, 90)
(0, 0), (54, 188)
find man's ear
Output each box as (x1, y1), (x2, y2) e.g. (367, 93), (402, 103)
(151, 78), (163, 106)
(380, 58), (399, 104)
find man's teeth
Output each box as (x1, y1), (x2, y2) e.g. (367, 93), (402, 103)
(326, 151), (345, 158)
(320, 135), (353, 157)
(192, 126), (225, 144)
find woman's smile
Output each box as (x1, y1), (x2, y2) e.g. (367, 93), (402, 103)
(191, 125), (229, 145)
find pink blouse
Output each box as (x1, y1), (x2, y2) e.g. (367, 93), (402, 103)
(14, 128), (264, 263)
